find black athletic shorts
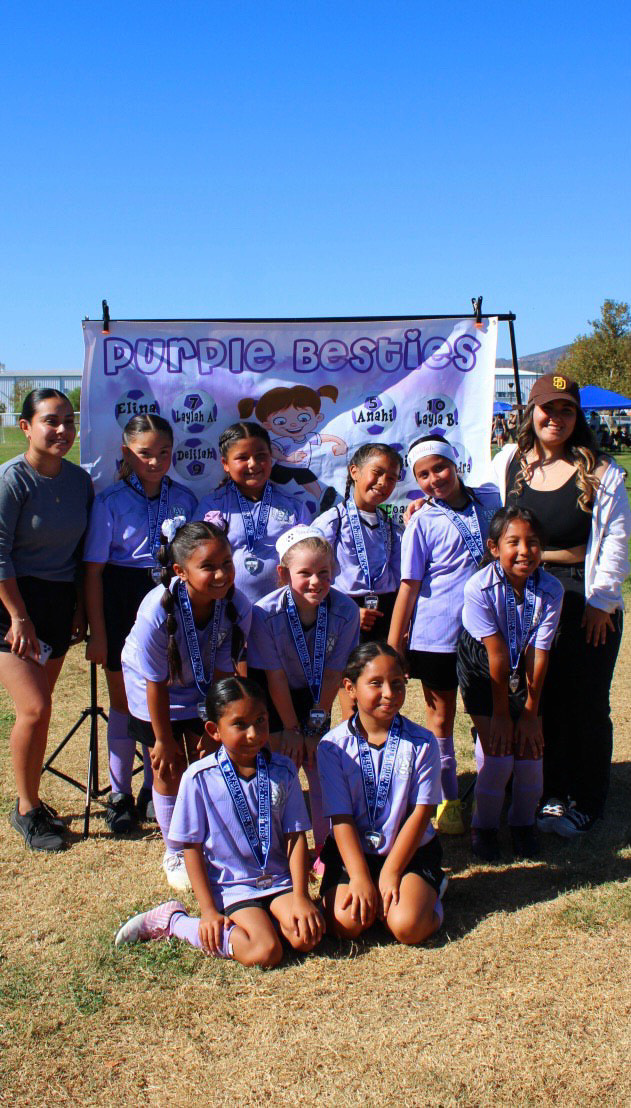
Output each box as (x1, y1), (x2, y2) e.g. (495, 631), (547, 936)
(319, 833), (444, 898)
(406, 648), (458, 691)
(351, 591), (397, 645)
(0, 576), (76, 659)
(247, 669), (316, 734)
(224, 890), (287, 916)
(456, 628), (532, 719)
(271, 463), (318, 487)
(127, 713), (205, 748)
(102, 563), (154, 671)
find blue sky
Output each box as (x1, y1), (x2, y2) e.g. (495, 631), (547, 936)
(1, 1), (629, 371)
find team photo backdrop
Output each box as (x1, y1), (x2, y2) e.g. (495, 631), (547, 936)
(80, 316), (498, 521)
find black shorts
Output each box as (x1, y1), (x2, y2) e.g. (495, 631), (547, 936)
(271, 463), (318, 487)
(0, 576), (76, 659)
(456, 628), (532, 719)
(319, 833), (444, 898)
(224, 890), (286, 916)
(406, 648), (458, 691)
(127, 713), (205, 748)
(102, 563), (154, 671)
(247, 669), (316, 734)
(351, 591), (397, 644)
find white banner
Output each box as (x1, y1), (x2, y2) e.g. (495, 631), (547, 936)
(80, 316), (498, 523)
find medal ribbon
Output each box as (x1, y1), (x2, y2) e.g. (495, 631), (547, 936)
(345, 496), (391, 591)
(352, 712), (402, 831)
(432, 498), (485, 565)
(176, 579), (223, 698)
(498, 566), (537, 673)
(127, 472), (171, 566)
(217, 747), (271, 873)
(285, 588), (328, 705)
(231, 480), (273, 554)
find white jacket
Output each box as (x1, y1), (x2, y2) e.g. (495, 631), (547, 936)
(492, 444), (630, 613)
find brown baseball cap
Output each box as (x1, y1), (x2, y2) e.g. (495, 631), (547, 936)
(528, 372), (580, 408)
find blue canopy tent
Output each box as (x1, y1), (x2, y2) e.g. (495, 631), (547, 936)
(579, 385), (631, 410)
(493, 401), (512, 414)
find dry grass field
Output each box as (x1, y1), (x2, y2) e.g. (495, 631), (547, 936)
(0, 432), (629, 1106)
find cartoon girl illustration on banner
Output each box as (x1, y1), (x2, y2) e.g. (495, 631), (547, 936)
(238, 386), (347, 513)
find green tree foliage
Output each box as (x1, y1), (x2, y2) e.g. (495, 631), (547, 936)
(67, 386), (81, 411)
(10, 380), (36, 414)
(557, 300), (631, 394)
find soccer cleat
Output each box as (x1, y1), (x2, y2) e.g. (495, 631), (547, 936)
(136, 786), (156, 822)
(554, 804), (596, 839)
(471, 827), (501, 862)
(162, 850), (192, 892)
(436, 798), (465, 835)
(105, 792), (137, 835)
(510, 825), (541, 859)
(536, 798), (567, 834)
(115, 900), (187, 947)
(9, 802), (65, 852)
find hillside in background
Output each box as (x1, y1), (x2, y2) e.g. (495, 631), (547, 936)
(496, 344), (571, 371)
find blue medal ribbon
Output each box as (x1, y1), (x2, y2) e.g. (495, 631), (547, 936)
(231, 480), (273, 554)
(176, 579), (223, 699)
(352, 712), (402, 835)
(127, 472), (171, 568)
(432, 497), (485, 565)
(498, 566), (537, 673)
(345, 496), (391, 592)
(217, 747), (271, 874)
(285, 588), (328, 705)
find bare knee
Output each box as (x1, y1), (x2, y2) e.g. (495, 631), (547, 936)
(241, 934), (283, 969)
(15, 698), (51, 731)
(388, 907), (436, 946)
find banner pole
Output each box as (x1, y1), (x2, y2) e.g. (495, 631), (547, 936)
(508, 316), (523, 411)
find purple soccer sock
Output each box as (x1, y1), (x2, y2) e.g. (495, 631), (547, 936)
(107, 709), (134, 794)
(433, 899), (444, 929)
(142, 744), (154, 790)
(508, 759), (543, 827)
(436, 736), (458, 801)
(170, 911), (233, 957)
(472, 738), (514, 830)
(152, 790), (179, 854)
(304, 760), (330, 850)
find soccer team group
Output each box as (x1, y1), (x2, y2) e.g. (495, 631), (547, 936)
(1, 373), (628, 968)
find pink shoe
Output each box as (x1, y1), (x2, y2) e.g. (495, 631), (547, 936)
(311, 855), (326, 877)
(115, 900), (186, 946)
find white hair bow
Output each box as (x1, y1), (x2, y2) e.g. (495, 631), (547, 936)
(161, 515), (187, 544)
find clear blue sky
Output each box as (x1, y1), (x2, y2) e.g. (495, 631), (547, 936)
(1, 1), (629, 371)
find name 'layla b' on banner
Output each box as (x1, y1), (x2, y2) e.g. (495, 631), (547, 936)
(80, 316), (498, 522)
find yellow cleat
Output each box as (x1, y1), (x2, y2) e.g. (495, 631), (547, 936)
(436, 798), (465, 835)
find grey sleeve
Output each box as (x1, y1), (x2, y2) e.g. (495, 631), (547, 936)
(0, 473), (25, 579)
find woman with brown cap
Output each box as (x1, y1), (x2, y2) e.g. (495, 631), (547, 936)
(492, 372), (630, 837)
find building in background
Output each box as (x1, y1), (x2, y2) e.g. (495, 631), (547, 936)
(0, 369), (82, 423)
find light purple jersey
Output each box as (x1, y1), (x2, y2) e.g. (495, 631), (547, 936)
(402, 486), (501, 652)
(193, 483), (309, 603)
(271, 431), (322, 466)
(121, 583), (252, 720)
(169, 749), (311, 910)
(462, 563), (563, 651)
(315, 503), (402, 596)
(84, 479), (198, 567)
(247, 586), (360, 685)
(317, 715), (441, 854)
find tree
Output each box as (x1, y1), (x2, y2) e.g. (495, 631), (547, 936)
(10, 380), (36, 414)
(556, 300), (631, 394)
(67, 386), (81, 412)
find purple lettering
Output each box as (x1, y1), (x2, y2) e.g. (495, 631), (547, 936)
(135, 338), (166, 375)
(452, 334), (481, 372)
(319, 339), (348, 371)
(229, 337), (244, 373)
(422, 336), (452, 369)
(293, 339), (319, 373)
(166, 338), (198, 375)
(197, 338), (227, 375)
(348, 337), (375, 372)
(103, 337), (133, 377)
(244, 339), (275, 373)
(376, 337), (402, 373)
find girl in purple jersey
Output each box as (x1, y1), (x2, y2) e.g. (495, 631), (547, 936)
(457, 507), (563, 862)
(389, 435), (500, 837)
(115, 677), (324, 968)
(317, 643), (445, 945)
(84, 414), (197, 834)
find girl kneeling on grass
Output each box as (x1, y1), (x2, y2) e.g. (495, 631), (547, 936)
(317, 643), (446, 945)
(457, 507), (563, 862)
(115, 677), (324, 968)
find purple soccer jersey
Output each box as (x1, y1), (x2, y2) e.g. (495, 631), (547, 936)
(193, 482), (309, 603)
(84, 479), (198, 567)
(168, 749), (311, 910)
(315, 503), (402, 597)
(247, 586), (360, 686)
(462, 562), (564, 651)
(401, 486), (501, 652)
(317, 715), (442, 854)
(121, 582), (252, 720)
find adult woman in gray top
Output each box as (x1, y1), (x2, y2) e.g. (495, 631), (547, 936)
(0, 390), (93, 852)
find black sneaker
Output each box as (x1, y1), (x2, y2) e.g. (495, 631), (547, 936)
(555, 803), (596, 838)
(40, 801), (68, 834)
(471, 827), (500, 862)
(510, 825), (541, 859)
(319, 486), (337, 512)
(136, 786), (156, 822)
(9, 801), (65, 852)
(105, 792), (136, 835)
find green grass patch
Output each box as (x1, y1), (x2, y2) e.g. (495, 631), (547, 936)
(554, 881), (631, 932)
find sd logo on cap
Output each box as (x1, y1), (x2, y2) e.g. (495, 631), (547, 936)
(553, 376), (567, 390)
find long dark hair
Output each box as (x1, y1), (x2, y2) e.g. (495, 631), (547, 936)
(343, 443), (403, 500)
(514, 401), (602, 513)
(20, 388), (71, 421)
(157, 521), (241, 684)
(344, 641), (406, 684)
(408, 433), (479, 503)
(205, 676), (268, 725)
(118, 414), (174, 481)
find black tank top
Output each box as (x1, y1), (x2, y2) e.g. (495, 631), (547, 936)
(506, 454), (592, 550)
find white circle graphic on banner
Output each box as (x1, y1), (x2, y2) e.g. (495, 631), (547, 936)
(413, 394), (459, 433)
(449, 440), (473, 479)
(351, 392), (397, 436)
(171, 388), (218, 435)
(172, 437), (218, 481)
(114, 388), (160, 428)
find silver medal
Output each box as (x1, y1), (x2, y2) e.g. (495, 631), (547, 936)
(256, 874), (273, 890)
(509, 672), (520, 694)
(151, 566), (162, 583)
(364, 593), (379, 611)
(364, 829), (385, 850)
(244, 554), (262, 575)
(197, 700), (208, 722)
(307, 708), (327, 734)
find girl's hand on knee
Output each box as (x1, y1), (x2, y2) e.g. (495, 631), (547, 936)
(290, 895), (325, 944)
(150, 738), (185, 778)
(378, 865), (401, 919)
(489, 713), (513, 757)
(515, 710), (544, 758)
(280, 728), (304, 769)
(342, 877), (378, 927)
(199, 909), (231, 955)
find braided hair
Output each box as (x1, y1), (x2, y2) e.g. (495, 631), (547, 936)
(157, 521), (242, 684)
(343, 443), (403, 501)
